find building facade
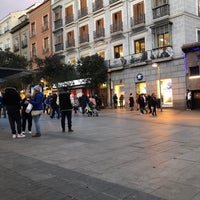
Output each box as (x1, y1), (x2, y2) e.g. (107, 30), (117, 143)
(29, 0), (52, 69)
(50, 0), (200, 109)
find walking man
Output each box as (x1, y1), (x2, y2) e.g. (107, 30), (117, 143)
(59, 87), (73, 133)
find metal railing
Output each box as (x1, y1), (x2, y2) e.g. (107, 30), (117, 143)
(130, 14), (145, 27)
(153, 4), (170, 19)
(55, 43), (64, 52)
(110, 22), (123, 33)
(93, 28), (105, 39)
(79, 34), (89, 43)
(78, 7), (88, 19)
(54, 19), (63, 29)
(93, 0), (103, 12)
(66, 39), (75, 48)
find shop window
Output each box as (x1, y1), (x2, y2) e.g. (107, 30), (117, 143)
(114, 45), (123, 58)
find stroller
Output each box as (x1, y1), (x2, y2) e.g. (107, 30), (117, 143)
(86, 101), (99, 117)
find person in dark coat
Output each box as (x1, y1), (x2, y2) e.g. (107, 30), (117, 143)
(21, 92), (32, 134)
(129, 93), (134, 111)
(137, 94), (146, 114)
(59, 87), (73, 133)
(3, 87), (25, 138)
(79, 92), (89, 114)
(50, 93), (60, 119)
(151, 93), (157, 117)
(113, 94), (118, 109)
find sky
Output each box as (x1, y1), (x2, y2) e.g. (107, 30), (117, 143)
(0, 0), (44, 20)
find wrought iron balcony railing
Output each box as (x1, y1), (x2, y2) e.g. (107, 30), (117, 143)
(131, 14), (145, 27)
(66, 39), (75, 48)
(93, 0), (103, 12)
(54, 19), (63, 29)
(78, 7), (88, 19)
(79, 34), (89, 43)
(150, 46), (173, 60)
(110, 22), (123, 33)
(153, 4), (170, 19)
(65, 15), (74, 25)
(55, 43), (64, 52)
(93, 28), (105, 39)
(109, 0), (119, 4)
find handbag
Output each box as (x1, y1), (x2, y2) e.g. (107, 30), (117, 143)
(25, 103), (33, 113)
(31, 110), (43, 116)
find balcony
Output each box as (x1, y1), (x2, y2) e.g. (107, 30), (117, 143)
(130, 52), (148, 64)
(150, 46), (173, 60)
(153, 4), (170, 19)
(42, 24), (49, 32)
(55, 43), (64, 52)
(131, 14), (145, 27)
(65, 15), (74, 25)
(109, 0), (119, 4)
(66, 39), (75, 48)
(93, 28), (105, 39)
(78, 7), (88, 19)
(43, 48), (49, 54)
(110, 22), (123, 34)
(21, 40), (28, 48)
(79, 34), (89, 44)
(30, 31), (36, 38)
(54, 19), (63, 30)
(13, 44), (20, 52)
(93, 0), (103, 12)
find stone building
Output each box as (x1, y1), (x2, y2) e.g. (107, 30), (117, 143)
(50, 0), (200, 109)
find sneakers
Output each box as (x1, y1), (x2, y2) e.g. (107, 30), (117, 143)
(68, 129), (74, 133)
(32, 133), (41, 137)
(17, 133), (26, 138)
(12, 134), (17, 139)
(28, 131), (32, 134)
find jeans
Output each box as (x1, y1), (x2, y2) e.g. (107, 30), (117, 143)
(8, 111), (21, 134)
(32, 114), (41, 133)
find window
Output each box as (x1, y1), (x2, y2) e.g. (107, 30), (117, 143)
(95, 18), (104, 37)
(197, 30), (200, 42)
(67, 30), (75, 47)
(80, 0), (87, 9)
(152, 23), (172, 48)
(98, 51), (105, 58)
(32, 43), (36, 57)
(114, 45), (123, 58)
(152, 0), (169, 19)
(190, 66), (200, 76)
(55, 30), (63, 44)
(43, 37), (49, 52)
(198, 0), (200, 16)
(133, 1), (145, 25)
(112, 11), (122, 32)
(43, 15), (48, 31)
(30, 22), (36, 37)
(134, 38), (145, 54)
(65, 5), (74, 24)
(153, 0), (168, 7)
(54, 7), (62, 21)
(79, 25), (89, 43)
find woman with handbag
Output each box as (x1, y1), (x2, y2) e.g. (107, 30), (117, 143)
(30, 85), (43, 137)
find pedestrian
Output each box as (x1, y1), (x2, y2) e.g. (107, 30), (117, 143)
(119, 94), (124, 109)
(129, 93), (134, 111)
(79, 92), (89, 114)
(151, 93), (157, 117)
(30, 85), (43, 137)
(73, 94), (79, 114)
(50, 93), (60, 119)
(146, 94), (152, 114)
(3, 87), (25, 138)
(0, 93), (6, 118)
(59, 87), (73, 133)
(113, 93), (118, 109)
(137, 94), (146, 115)
(21, 92), (32, 134)
(186, 89), (192, 110)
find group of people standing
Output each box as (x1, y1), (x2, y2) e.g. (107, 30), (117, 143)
(2, 85), (74, 139)
(113, 92), (158, 117)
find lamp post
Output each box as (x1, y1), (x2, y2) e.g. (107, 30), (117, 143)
(152, 63), (162, 112)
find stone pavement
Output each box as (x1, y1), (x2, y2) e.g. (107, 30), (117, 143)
(0, 108), (200, 200)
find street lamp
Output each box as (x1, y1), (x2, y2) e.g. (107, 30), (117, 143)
(152, 63), (162, 112)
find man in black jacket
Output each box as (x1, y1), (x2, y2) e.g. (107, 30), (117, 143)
(58, 87), (73, 133)
(3, 87), (25, 138)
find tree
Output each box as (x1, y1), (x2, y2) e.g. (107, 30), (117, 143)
(76, 54), (107, 94)
(0, 50), (28, 69)
(41, 54), (77, 85)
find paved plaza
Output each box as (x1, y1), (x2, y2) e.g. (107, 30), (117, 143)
(0, 108), (200, 200)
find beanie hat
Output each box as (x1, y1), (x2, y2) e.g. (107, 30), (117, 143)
(33, 85), (40, 92)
